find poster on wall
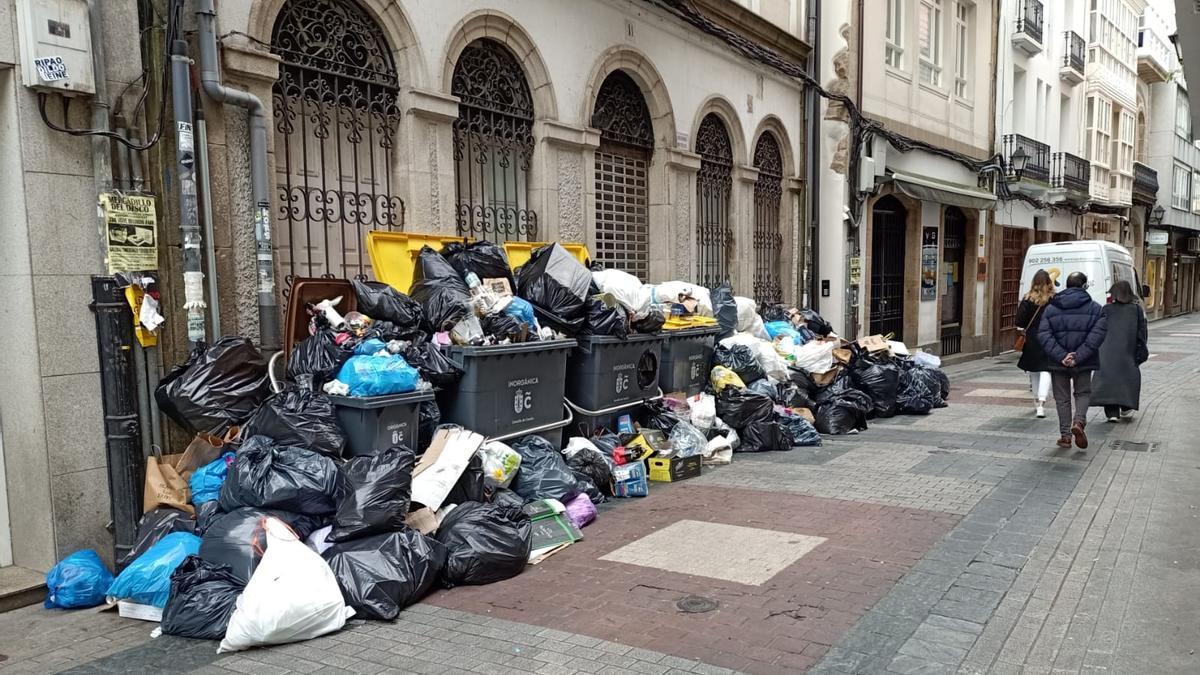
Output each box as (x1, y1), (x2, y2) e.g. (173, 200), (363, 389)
(101, 193), (159, 274)
(921, 226), (938, 301)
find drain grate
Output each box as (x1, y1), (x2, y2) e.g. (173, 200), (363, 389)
(1112, 440), (1158, 453)
(676, 595), (719, 613)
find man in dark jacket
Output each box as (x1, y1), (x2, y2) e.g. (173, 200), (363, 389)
(1038, 272), (1107, 449)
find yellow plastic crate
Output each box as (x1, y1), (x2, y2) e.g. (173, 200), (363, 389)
(365, 231), (472, 293)
(502, 241), (590, 272)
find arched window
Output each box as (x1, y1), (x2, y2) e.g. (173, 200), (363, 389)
(752, 131), (784, 305)
(452, 39), (537, 243)
(271, 0), (403, 288)
(695, 113), (733, 288)
(591, 71), (654, 280)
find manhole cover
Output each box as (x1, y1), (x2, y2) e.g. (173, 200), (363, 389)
(676, 595), (719, 613)
(1112, 440), (1158, 453)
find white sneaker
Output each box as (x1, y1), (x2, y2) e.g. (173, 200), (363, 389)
(1107, 416), (1120, 423)
(1121, 409), (1135, 419)
(1036, 402), (1045, 418)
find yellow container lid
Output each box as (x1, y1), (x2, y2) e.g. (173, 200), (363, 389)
(365, 231), (472, 293)
(503, 241), (591, 272)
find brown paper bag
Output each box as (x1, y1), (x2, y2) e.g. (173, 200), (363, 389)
(144, 451), (194, 516)
(176, 426), (239, 479)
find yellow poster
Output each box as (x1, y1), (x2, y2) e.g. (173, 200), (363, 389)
(101, 193), (158, 274)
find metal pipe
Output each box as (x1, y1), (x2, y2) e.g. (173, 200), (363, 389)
(113, 115), (131, 190)
(195, 0), (280, 351)
(196, 106), (222, 338)
(88, 0), (112, 232)
(171, 39), (207, 348)
(806, 0), (821, 307)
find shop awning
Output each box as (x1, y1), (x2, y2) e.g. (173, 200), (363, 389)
(887, 171), (998, 211)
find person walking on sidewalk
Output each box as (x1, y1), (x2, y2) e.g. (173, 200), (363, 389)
(1015, 270), (1056, 419)
(1037, 272), (1108, 449)
(1091, 280), (1149, 422)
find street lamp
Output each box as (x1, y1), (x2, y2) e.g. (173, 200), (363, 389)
(1007, 147), (1029, 182)
(1150, 204), (1166, 225)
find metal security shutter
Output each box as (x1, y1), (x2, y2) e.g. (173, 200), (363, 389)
(591, 71), (654, 279)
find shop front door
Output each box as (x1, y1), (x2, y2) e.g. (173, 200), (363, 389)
(997, 226), (1029, 351)
(870, 196), (908, 341)
(940, 208), (967, 355)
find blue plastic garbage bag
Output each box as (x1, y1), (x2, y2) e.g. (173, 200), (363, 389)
(355, 338), (389, 356)
(780, 412), (822, 447)
(106, 532), (201, 608)
(190, 452), (234, 505)
(764, 321), (807, 344)
(45, 550), (113, 609)
(504, 297), (538, 331)
(336, 354), (420, 397)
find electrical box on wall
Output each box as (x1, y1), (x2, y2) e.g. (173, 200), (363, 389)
(15, 0), (95, 96)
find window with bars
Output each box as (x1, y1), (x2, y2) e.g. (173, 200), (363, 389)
(886, 0), (905, 69)
(695, 114), (734, 289)
(752, 132), (784, 306)
(918, 0), (943, 86)
(953, 2), (970, 98)
(591, 71), (654, 280)
(451, 39), (538, 243)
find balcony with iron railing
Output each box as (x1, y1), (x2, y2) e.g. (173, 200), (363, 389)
(1012, 0), (1044, 55)
(1004, 133), (1051, 183)
(1051, 151), (1091, 196)
(1060, 31), (1085, 84)
(1132, 161), (1159, 204)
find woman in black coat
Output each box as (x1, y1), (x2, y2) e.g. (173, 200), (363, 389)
(1091, 281), (1148, 421)
(1015, 269), (1056, 418)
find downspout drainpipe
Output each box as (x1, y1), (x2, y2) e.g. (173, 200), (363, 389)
(806, 0), (821, 309)
(195, 0), (280, 351)
(171, 39), (207, 348)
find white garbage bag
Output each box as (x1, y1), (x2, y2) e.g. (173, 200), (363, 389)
(592, 269), (652, 318)
(734, 297), (770, 340)
(687, 393), (717, 431)
(719, 334), (790, 382)
(479, 441), (521, 490)
(792, 340), (837, 375)
(218, 517), (354, 653)
(648, 282), (714, 316)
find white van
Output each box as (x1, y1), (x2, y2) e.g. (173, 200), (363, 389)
(1020, 241), (1144, 305)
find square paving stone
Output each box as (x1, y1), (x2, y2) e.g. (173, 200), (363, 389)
(599, 520), (827, 585)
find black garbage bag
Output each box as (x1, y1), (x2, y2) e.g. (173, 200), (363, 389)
(156, 337), (271, 435)
(897, 367), (944, 414)
(481, 311), (528, 342)
(747, 379), (781, 402)
(510, 435), (583, 503)
(760, 304), (789, 322)
(444, 452), (486, 506)
(199, 507), (325, 582)
(711, 282), (738, 340)
(850, 357), (902, 418)
(713, 344), (766, 384)
(441, 240), (515, 292)
(418, 400), (440, 452)
(788, 367), (819, 397)
(564, 447), (614, 498)
(160, 556), (243, 640)
(931, 368), (951, 400)
(409, 246), (471, 333)
(362, 320), (425, 345)
(491, 488), (528, 510)
(638, 400), (684, 433)
(195, 501), (221, 537)
(778, 382), (815, 410)
(781, 414), (822, 446)
(323, 529), (447, 620)
(716, 388), (775, 429)
(288, 328), (351, 387)
(218, 436), (339, 515)
(241, 385), (345, 458)
(434, 502), (532, 588)
(799, 308), (833, 337)
(120, 508), (196, 568)
(352, 279), (424, 329)
(631, 309), (666, 334)
(738, 417), (795, 452)
(582, 298), (629, 338)
(402, 343), (463, 388)
(813, 377), (873, 434)
(329, 446), (415, 543)
(516, 243), (592, 334)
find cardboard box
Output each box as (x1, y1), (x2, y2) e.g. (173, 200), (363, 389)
(612, 462), (649, 497)
(524, 500), (583, 563)
(647, 455), (702, 482)
(857, 334), (889, 352)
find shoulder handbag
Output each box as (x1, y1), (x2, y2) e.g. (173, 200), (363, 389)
(1014, 303), (1045, 352)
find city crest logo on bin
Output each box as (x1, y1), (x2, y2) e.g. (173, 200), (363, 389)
(616, 372), (630, 394)
(514, 388), (533, 414)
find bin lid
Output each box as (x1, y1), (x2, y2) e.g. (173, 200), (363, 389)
(449, 338), (577, 357)
(328, 389), (436, 408)
(503, 241), (591, 272)
(661, 325), (720, 337)
(365, 231), (473, 293)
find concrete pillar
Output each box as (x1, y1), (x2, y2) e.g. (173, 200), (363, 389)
(657, 149), (702, 283)
(735, 164), (761, 297)
(535, 120), (601, 246)
(400, 88), (459, 235)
